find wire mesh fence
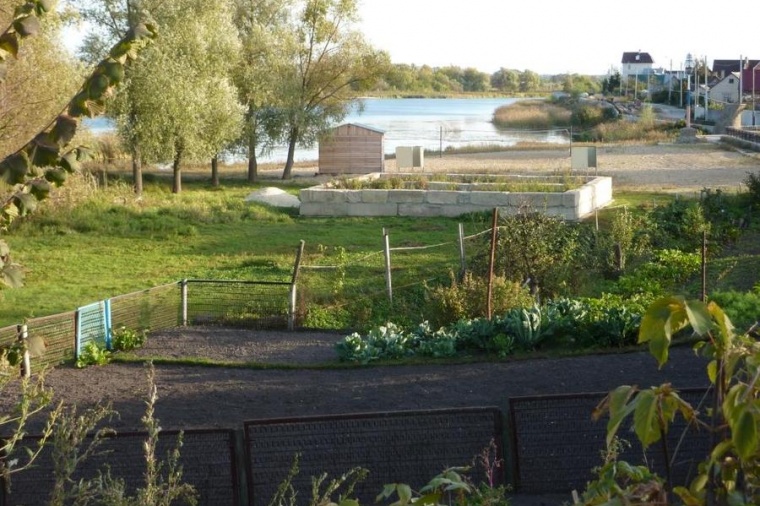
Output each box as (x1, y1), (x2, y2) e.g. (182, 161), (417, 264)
(25, 312), (77, 372)
(110, 282), (182, 332)
(184, 280), (292, 329)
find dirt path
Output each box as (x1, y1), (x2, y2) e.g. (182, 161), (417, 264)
(33, 329), (708, 433)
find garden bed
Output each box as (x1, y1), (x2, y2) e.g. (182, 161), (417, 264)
(299, 172), (612, 220)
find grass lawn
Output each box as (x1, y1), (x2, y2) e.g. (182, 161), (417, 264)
(2, 172), (759, 329)
(0, 176), (475, 327)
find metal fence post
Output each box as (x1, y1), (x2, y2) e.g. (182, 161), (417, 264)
(458, 223), (466, 281)
(487, 208), (499, 320)
(289, 241), (305, 331)
(181, 279), (188, 326)
(17, 324), (30, 379)
(383, 228), (393, 304)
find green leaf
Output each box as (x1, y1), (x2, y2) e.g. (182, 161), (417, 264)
(0, 240), (9, 256)
(633, 390), (661, 448)
(397, 483), (412, 504)
(0, 151), (31, 184)
(683, 299), (712, 335)
(731, 408), (758, 460)
(30, 132), (59, 167)
(600, 386), (637, 447)
(50, 115), (78, 146)
(376, 484), (397, 502)
(707, 301), (735, 349)
(44, 167), (67, 185)
(0, 33), (20, 58)
(13, 192), (37, 215)
(707, 360), (718, 384)
(102, 60), (125, 83)
(639, 296), (692, 367)
(13, 15), (40, 37)
(87, 73), (110, 99)
(710, 439), (733, 462)
(29, 179), (50, 200)
(60, 151), (80, 173)
(416, 492), (442, 505)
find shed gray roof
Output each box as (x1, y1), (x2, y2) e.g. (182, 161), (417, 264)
(621, 51), (654, 64)
(332, 122), (385, 134)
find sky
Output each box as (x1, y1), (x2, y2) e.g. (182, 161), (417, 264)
(356, 0), (759, 76)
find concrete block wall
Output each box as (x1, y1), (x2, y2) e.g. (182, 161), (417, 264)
(299, 176), (613, 221)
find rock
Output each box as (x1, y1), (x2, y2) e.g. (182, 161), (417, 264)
(244, 187), (300, 208)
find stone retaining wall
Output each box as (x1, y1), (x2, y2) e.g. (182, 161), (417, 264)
(299, 174), (612, 221)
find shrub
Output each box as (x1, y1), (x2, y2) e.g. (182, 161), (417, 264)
(473, 212), (584, 299)
(614, 249), (701, 298)
(425, 272), (532, 328)
(76, 342), (110, 368)
(648, 198), (710, 250)
(744, 170), (760, 207)
(708, 289), (760, 331)
(111, 326), (147, 352)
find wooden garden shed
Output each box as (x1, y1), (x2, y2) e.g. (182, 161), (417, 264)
(318, 123), (385, 175)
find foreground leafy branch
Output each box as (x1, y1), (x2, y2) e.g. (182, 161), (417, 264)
(0, 2), (156, 287)
(591, 296), (760, 506)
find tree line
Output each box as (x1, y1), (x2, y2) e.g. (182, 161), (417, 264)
(1, 0), (609, 200)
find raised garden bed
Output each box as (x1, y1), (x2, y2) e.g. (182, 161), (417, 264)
(299, 172), (612, 220)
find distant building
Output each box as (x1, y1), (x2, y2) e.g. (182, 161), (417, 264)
(621, 51), (654, 79)
(710, 72), (741, 103)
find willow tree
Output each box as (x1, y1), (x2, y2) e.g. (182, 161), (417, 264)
(231, 0), (293, 183)
(271, 0), (389, 180)
(82, 0), (242, 194)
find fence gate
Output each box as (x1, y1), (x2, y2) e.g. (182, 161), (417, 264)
(76, 300), (111, 357)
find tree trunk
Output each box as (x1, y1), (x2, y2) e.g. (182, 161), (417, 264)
(132, 146), (143, 196)
(211, 155), (219, 187)
(247, 153), (258, 183)
(172, 141), (183, 194)
(282, 126), (298, 180)
(247, 106), (258, 183)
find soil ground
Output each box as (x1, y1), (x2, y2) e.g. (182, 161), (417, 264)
(25, 329), (709, 506)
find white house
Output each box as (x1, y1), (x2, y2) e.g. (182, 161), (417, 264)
(621, 51), (654, 79)
(710, 72), (741, 104)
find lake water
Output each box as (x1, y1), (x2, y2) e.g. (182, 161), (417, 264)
(85, 97), (569, 164)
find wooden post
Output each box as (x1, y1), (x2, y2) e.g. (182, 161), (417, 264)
(487, 208), (499, 320)
(383, 228), (393, 304)
(17, 324), (30, 379)
(289, 240), (305, 331)
(181, 279), (188, 326)
(458, 223), (466, 281)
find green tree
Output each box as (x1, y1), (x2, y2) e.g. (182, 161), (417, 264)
(270, 0), (389, 179)
(461, 67), (489, 92)
(491, 68), (519, 93)
(519, 69), (540, 93)
(110, 0), (242, 193)
(231, 0), (293, 183)
(80, 0), (242, 194)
